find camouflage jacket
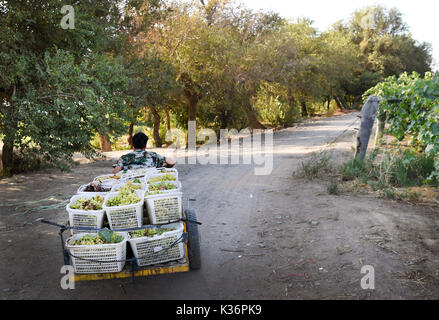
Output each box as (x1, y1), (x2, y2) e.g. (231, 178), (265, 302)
(115, 150), (166, 170)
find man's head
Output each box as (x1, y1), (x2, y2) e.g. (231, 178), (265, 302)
(132, 132), (149, 150)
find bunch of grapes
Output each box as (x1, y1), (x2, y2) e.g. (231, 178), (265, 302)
(106, 181), (143, 207)
(70, 196), (104, 210)
(147, 174), (177, 184)
(130, 227), (176, 239)
(118, 181), (142, 196)
(71, 232), (123, 245)
(107, 192), (141, 207)
(146, 182), (177, 195)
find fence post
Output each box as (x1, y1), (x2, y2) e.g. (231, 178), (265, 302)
(355, 96), (381, 160)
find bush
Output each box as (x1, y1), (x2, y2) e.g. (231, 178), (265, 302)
(296, 151), (333, 179)
(1, 152), (51, 177)
(341, 148), (438, 190)
(254, 81), (300, 127)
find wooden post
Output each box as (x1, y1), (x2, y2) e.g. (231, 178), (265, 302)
(355, 96), (381, 160)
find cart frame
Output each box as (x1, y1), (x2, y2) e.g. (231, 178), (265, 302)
(41, 206), (201, 284)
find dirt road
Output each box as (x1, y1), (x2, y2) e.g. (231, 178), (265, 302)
(1, 113), (438, 300)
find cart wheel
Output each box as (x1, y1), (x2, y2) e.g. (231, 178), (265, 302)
(185, 209), (201, 270)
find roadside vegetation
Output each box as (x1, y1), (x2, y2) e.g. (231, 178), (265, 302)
(297, 68), (439, 204)
(297, 146), (438, 203)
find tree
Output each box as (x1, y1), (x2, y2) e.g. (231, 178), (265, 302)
(0, 0), (136, 174)
(348, 6), (432, 78)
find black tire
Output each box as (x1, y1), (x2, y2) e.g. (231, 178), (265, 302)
(185, 209), (201, 270)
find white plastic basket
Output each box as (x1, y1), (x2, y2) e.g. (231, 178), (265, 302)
(121, 168), (158, 182)
(145, 192), (183, 225)
(146, 181), (182, 196)
(67, 195), (106, 234)
(128, 223), (185, 267)
(77, 183), (112, 196)
(66, 232), (128, 274)
(93, 174), (123, 185)
(103, 190), (144, 230)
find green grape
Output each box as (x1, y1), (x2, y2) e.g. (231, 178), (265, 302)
(118, 181), (142, 196)
(107, 192), (141, 207)
(148, 174), (176, 184)
(111, 233), (123, 243)
(70, 196), (104, 210)
(148, 182), (177, 191)
(130, 228), (176, 239)
(72, 232), (124, 245)
(106, 181), (143, 207)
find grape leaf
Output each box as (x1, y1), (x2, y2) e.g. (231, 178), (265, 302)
(99, 228), (114, 243)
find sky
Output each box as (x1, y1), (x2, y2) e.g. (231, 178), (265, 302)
(240, 0), (439, 70)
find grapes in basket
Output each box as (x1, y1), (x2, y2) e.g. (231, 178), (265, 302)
(107, 192), (141, 207)
(118, 181), (142, 195)
(70, 196), (104, 210)
(72, 230), (124, 245)
(130, 227), (176, 239)
(147, 182), (177, 195)
(148, 174), (177, 183)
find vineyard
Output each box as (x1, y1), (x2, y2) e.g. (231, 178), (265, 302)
(365, 72), (439, 183)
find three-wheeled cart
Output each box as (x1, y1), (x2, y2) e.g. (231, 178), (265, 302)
(41, 207), (201, 284)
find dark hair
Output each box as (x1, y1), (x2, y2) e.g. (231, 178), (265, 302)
(132, 133), (148, 149)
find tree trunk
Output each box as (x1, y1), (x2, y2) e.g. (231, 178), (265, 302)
(334, 95), (349, 111)
(187, 96), (198, 123)
(151, 107), (162, 147)
(339, 95), (350, 110)
(1, 143), (14, 176)
(127, 122), (134, 148)
(287, 88), (296, 110)
(99, 134), (112, 152)
(164, 108), (171, 130)
(327, 96), (331, 112)
(1, 86), (17, 176)
(301, 101), (308, 118)
(243, 103), (266, 129)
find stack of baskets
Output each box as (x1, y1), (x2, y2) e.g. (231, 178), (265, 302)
(65, 167), (185, 273)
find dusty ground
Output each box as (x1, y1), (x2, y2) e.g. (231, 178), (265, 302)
(1, 112), (438, 300)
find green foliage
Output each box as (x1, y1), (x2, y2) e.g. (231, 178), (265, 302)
(365, 72), (439, 181)
(13, 50), (129, 168)
(342, 149), (438, 188)
(349, 5), (431, 78)
(254, 81), (298, 127)
(0, 0), (147, 174)
(0, 1), (434, 175)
